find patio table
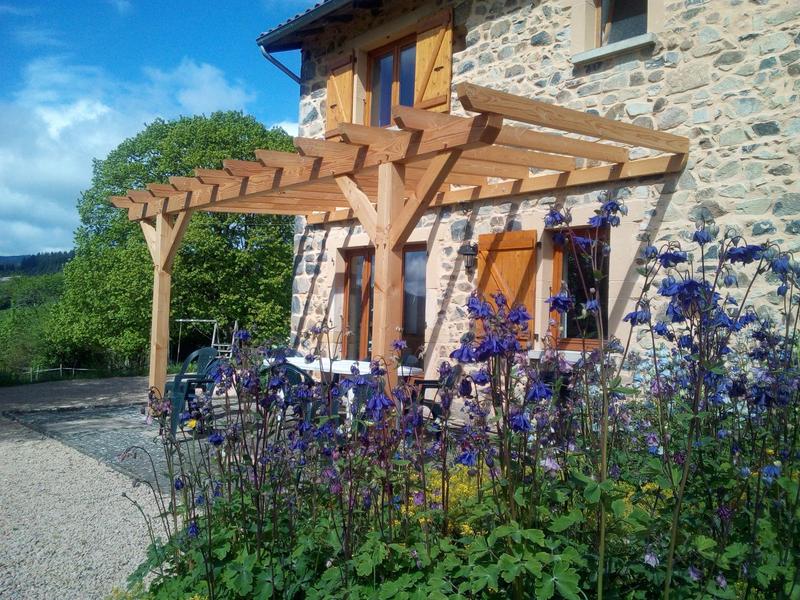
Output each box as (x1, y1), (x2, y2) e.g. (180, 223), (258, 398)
(269, 356), (423, 378)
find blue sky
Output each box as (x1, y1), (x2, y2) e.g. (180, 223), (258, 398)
(0, 0), (316, 255)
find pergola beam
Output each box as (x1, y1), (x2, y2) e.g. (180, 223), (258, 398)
(458, 82), (689, 155)
(335, 175), (378, 241)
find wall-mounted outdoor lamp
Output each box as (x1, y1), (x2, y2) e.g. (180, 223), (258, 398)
(458, 243), (478, 273)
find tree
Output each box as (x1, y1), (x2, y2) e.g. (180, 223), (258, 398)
(50, 112), (296, 369)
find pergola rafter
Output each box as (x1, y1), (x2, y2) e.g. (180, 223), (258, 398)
(110, 83), (689, 394)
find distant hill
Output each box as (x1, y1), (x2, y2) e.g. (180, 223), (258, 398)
(0, 251), (74, 276)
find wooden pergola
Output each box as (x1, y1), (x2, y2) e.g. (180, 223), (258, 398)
(110, 83), (689, 394)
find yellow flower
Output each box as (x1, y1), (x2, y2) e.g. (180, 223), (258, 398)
(460, 523), (475, 536)
(186, 419), (197, 429)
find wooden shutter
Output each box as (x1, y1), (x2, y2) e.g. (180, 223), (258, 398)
(477, 230), (537, 338)
(414, 9), (453, 112)
(326, 54), (354, 133)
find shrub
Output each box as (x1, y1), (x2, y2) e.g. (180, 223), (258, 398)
(124, 194), (800, 599)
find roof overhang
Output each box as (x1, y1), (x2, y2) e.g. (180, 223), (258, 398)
(110, 83), (689, 228)
(256, 0), (354, 53)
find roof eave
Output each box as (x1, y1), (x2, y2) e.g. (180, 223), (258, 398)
(256, 0), (352, 52)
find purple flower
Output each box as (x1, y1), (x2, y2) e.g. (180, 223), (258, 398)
(208, 432), (224, 447)
(642, 245), (658, 260)
(476, 334), (505, 359)
(472, 369), (490, 385)
(510, 412), (532, 433)
(187, 521), (200, 538)
(692, 229), (713, 245)
(658, 250), (688, 268)
(526, 380), (553, 402)
(413, 491), (424, 506)
(644, 552), (660, 568)
(492, 292), (507, 309)
(540, 456), (561, 476)
(771, 254), (790, 275)
(762, 463), (781, 485)
(391, 339), (407, 351)
(467, 295), (493, 319)
(544, 208), (567, 227)
(715, 575), (727, 589)
(458, 378), (473, 398)
(450, 343), (478, 363)
(688, 565), (702, 582)
(174, 477), (184, 491)
(585, 299), (600, 313)
(717, 505), (732, 522)
(727, 244), (763, 264)
(508, 304), (532, 326)
(623, 307), (651, 326)
(724, 273), (737, 287)
(456, 449), (478, 467)
(234, 329), (251, 342)
(547, 291), (574, 314)
(304, 353), (315, 363)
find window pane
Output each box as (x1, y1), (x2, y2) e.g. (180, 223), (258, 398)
(370, 52), (394, 127)
(345, 255), (365, 359)
(403, 248), (426, 363)
(398, 44), (416, 107)
(602, 0), (646, 45)
(559, 233), (609, 340)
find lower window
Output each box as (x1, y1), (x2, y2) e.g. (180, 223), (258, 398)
(550, 227), (609, 349)
(342, 245), (427, 363)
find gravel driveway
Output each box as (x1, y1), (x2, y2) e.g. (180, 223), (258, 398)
(0, 416), (160, 599)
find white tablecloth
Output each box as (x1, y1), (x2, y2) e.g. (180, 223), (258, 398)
(267, 356), (422, 378)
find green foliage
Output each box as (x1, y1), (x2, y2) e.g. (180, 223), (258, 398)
(0, 273), (64, 375)
(49, 112), (296, 369)
(0, 251), (73, 276)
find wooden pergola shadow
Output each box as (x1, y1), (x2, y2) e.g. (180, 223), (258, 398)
(110, 83), (689, 394)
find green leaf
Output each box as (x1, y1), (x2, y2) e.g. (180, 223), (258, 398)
(497, 553), (522, 583)
(695, 535), (717, 559)
(611, 499), (626, 518)
(584, 481), (601, 504)
(520, 529), (546, 546)
(513, 486), (528, 507)
(549, 510), (582, 533)
(554, 564), (582, 600)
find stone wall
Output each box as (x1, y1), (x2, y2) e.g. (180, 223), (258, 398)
(290, 0), (800, 374)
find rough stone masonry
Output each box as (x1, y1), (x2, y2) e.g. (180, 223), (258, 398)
(290, 0), (800, 375)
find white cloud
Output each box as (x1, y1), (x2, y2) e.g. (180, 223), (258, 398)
(0, 55), (260, 255)
(269, 120), (298, 136)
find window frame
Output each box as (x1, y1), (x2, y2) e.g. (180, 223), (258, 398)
(549, 227), (609, 351)
(364, 34), (417, 128)
(593, 0), (648, 47)
(341, 244), (427, 361)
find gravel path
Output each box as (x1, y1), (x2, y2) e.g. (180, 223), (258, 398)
(0, 416), (160, 600)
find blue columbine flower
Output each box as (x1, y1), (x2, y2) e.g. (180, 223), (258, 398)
(472, 369), (490, 385)
(508, 304), (532, 326)
(526, 380), (553, 402)
(762, 464), (781, 485)
(467, 295), (493, 320)
(724, 273), (737, 286)
(174, 477), (185, 491)
(771, 254), (790, 275)
(458, 378), (473, 398)
(692, 229), (713, 245)
(544, 209), (566, 227)
(456, 449), (478, 467)
(477, 334), (505, 359)
(623, 307), (651, 325)
(187, 521), (200, 538)
(510, 412), (532, 433)
(727, 244), (763, 264)
(391, 339), (408, 351)
(547, 291), (574, 313)
(492, 292), (508, 308)
(208, 432), (225, 447)
(585, 299), (600, 313)
(450, 343), (478, 363)
(658, 250), (688, 268)
(778, 282), (789, 296)
(642, 245), (658, 260)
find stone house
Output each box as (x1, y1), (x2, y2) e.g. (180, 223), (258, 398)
(256, 0), (800, 377)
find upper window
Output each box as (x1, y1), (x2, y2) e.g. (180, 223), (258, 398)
(368, 37), (416, 127)
(342, 246), (427, 363)
(550, 228), (609, 349)
(597, 0), (647, 46)
(324, 9), (452, 134)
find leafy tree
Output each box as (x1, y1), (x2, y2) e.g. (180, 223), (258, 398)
(50, 112), (296, 370)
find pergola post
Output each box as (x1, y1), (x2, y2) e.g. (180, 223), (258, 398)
(140, 209), (193, 396)
(371, 162), (406, 385)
